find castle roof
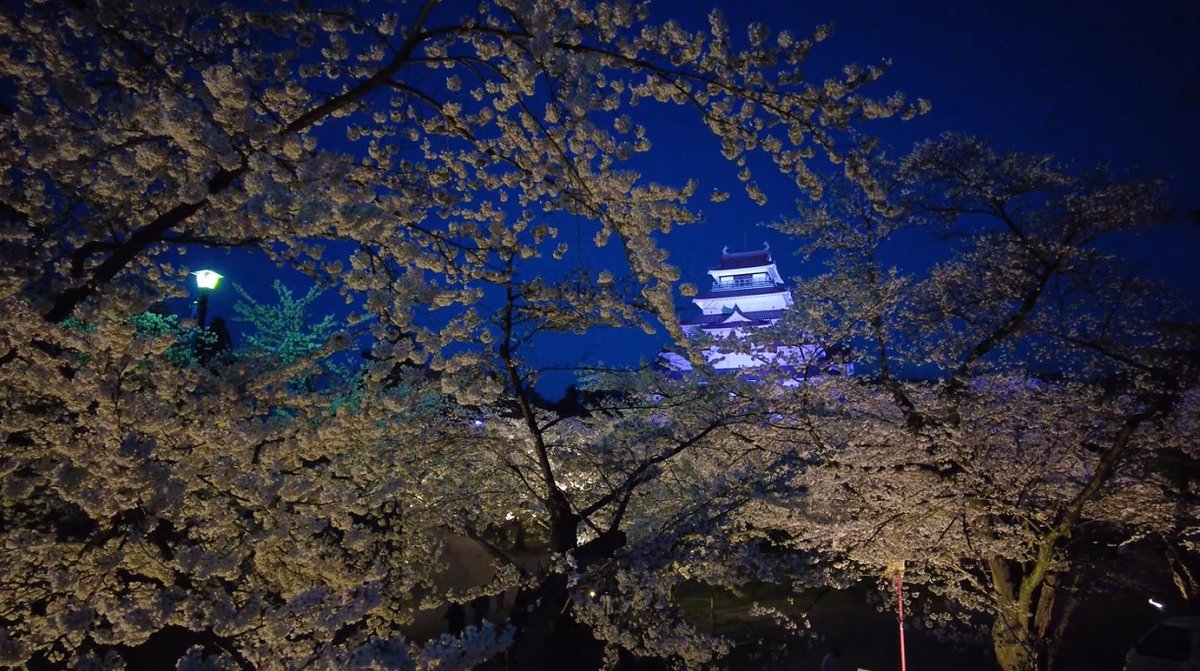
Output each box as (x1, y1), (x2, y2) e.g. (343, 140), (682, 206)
(680, 307), (786, 329)
(710, 243), (773, 270)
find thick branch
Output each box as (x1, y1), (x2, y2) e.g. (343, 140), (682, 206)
(578, 422), (721, 521)
(497, 267), (575, 550)
(1013, 393), (1175, 617)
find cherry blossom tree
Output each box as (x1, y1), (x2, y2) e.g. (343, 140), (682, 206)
(757, 134), (1199, 671)
(1, 0), (921, 331)
(0, 1), (924, 668)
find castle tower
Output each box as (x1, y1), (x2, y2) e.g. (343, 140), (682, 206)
(661, 242), (850, 379)
(682, 242), (792, 338)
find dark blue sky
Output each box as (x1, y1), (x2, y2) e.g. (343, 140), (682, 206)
(658, 0), (1200, 275)
(193, 1), (1200, 397)
(535, 0), (1200, 393)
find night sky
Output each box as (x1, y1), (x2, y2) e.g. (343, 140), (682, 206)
(191, 1), (1200, 397)
(658, 0), (1200, 282)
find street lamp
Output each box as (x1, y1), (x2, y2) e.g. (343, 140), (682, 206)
(887, 559), (908, 671)
(192, 269), (223, 330)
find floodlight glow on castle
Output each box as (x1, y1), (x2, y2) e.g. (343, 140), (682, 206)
(659, 243), (851, 380)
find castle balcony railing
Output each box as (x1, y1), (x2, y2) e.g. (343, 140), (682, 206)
(711, 278), (776, 291)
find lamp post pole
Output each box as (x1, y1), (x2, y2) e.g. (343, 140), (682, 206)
(192, 270), (223, 330)
(897, 567), (907, 671)
(886, 559), (907, 671)
(197, 291), (210, 331)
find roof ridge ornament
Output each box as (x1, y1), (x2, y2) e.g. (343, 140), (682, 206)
(722, 245), (729, 255)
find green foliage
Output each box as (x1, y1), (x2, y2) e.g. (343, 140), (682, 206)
(127, 310), (204, 367)
(128, 310), (178, 338)
(233, 280), (337, 365)
(232, 280), (358, 400)
(58, 316), (96, 333)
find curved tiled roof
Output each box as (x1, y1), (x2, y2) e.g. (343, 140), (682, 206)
(680, 307), (786, 328)
(710, 249), (772, 270)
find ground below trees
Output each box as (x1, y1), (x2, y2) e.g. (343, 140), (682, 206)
(425, 537), (1187, 670)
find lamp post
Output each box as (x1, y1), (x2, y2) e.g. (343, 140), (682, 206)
(192, 269), (223, 330)
(889, 560), (908, 671)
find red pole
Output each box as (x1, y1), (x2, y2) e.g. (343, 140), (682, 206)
(897, 570), (908, 671)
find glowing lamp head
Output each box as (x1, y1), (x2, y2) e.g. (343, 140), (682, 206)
(193, 269), (223, 290)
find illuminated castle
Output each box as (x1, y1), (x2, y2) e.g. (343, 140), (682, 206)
(659, 243), (851, 380)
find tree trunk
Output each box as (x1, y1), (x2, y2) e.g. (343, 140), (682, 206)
(1046, 575), (1082, 671)
(506, 507), (586, 670)
(507, 572), (571, 671)
(504, 516), (627, 670)
(1168, 544), (1200, 604)
(992, 611), (1040, 671)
